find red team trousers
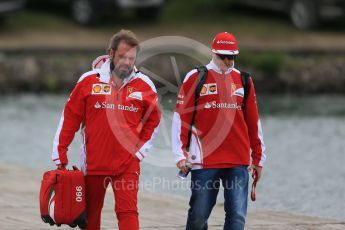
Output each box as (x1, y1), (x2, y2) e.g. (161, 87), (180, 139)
(82, 161), (140, 230)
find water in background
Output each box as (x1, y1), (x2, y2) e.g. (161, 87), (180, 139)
(1, 95), (345, 220)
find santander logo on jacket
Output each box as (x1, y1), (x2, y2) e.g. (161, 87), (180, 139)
(172, 61), (266, 169)
(204, 101), (242, 110)
(94, 101), (140, 112)
(52, 55), (161, 175)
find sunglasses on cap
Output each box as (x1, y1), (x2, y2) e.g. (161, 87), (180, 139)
(216, 54), (237, 60)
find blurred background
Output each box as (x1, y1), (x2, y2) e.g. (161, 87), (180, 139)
(0, 0), (345, 222)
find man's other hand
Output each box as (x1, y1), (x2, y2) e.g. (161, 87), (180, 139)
(250, 165), (262, 182)
(177, 159), (189, 174)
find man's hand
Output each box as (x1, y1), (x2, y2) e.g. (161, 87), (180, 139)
(177, 159), (189, 174)
(57, 164), (66, 170)
(250, 165), (262, 182)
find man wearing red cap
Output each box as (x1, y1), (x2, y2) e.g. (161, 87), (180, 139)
(172, 32), (266, 229)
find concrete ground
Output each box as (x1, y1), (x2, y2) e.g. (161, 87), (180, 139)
(0, 164), (344, 230)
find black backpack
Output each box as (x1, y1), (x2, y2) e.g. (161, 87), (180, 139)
(186, 66), (251, 151)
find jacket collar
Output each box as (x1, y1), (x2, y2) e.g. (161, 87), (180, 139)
(206, 60), (234, 74)
(97, 59), (137, 86)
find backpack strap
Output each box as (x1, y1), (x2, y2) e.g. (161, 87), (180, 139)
(240, 71), (251, 109)
(186, 66), (208, 151)
(194, 66), (208, 101)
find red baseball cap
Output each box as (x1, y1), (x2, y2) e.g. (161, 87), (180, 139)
(211, 32), (239, 55)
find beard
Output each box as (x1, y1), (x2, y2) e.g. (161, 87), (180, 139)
(112, 64), (133, 80)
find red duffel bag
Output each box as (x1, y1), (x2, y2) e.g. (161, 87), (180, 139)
(39, 166), (87, 228)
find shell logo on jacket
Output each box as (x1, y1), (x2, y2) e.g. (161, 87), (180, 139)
(91, 83), (112, 95)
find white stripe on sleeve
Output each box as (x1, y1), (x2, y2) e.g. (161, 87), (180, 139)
(135, 120), (160, 161)
(257, 119), (267, 166)
(52, 111), (65, 165)
(171, 112), (186, 163)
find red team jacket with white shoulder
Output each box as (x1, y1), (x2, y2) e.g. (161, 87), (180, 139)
(172, 61), (266, 169)
(52, 55), (161, 175)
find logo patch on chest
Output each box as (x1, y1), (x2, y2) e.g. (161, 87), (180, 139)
(231, 83), (244, 97)
(92, 84), (111, 95)
(127, 86), (134, 96)
(232, 88), (244, 97)
(127, 92), (143, 101)
(208, 83), (217, 94)
(200, 83), (218, 96)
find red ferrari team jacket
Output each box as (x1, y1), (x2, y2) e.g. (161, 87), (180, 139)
(172, 61), (266, 169)
(52, 56), (161, 175)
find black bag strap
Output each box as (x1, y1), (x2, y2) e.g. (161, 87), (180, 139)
(240, 71), (251, 109)
(194, 66), (208, 102)
(186, 66), (208, 151)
